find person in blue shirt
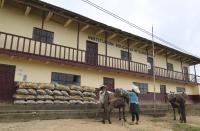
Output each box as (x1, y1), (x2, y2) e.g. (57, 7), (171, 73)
(128, 89), (139, 124)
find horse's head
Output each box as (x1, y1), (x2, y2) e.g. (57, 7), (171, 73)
(167, 91), (175, 101)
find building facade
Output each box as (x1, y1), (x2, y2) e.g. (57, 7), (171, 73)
(0, 0), (200, 104)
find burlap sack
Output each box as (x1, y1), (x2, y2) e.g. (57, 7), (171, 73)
(54, 100), (64, 104)
(69, 96), (83, 101)
(39, 83), (55, 90)
(83, 92), (96, 98)
(54, 95), (66, 100)
(16, 89), (29, 95)
(45, 89), (54, 95)
(82, 86), (95, 92)
(61, 91), (69, 96)
(54, 83), (70, 91)
(36, 89), (47, 95)
(14, 100), (26, 104)
(69, 85), (82, 91)
(44, 100), (54, 104)
(36, 100), (45, 104)
(13, 94), (35, 100)
(83, 97), (95, 102)
(26, 100), (36, 104)
(53, 90), (63, 96)
(27, 89), (37, 95)
(69, 90), (83, 97)
(63, 101), (70, 104)
(69, 100), (83, 104)
(37, 95), (54, 100)
(18, 82), (38, 89)
(83, 101), (97, 104)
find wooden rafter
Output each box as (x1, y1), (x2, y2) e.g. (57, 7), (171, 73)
(95, 29), (104, 35)
(132, 42), (140, 47)
(108, 33), (117, 40)
(0, 0), (5, 8)
(169, 54), (178, 58)
(64, 19), (72, 27)
(119, 37), (128, 43)
(80, 24), (90, 32)
(45, 11), (53, 21)
(155, 49), (164, 54)
(138, 43), (149, 49)
(25, 6), (31, 16)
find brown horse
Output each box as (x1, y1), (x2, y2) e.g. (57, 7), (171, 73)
(99, 87), (129, 124)
(168, 91), (187, 123)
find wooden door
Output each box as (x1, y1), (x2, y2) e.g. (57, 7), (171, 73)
(183, 67), (189, 81)
(86, 41), (98, 65)
(160, 85), (167, 103)
(103, 77), (114, 92)
(0, 64), (16, 101)
(147, 57), (153, 74)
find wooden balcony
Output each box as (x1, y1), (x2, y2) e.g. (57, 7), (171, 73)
(0, 31), (199, 84)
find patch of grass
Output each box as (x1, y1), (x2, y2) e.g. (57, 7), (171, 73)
(174, 123), (200, 131)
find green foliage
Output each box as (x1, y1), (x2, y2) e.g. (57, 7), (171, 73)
(174, 123), (200, 131)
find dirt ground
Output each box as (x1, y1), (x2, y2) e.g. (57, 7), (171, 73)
(0, 115), (200, 131)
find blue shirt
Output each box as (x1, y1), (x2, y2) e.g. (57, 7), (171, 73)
(128, 91), (138, 104)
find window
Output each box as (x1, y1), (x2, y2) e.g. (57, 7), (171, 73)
(167, 63), (174, 71)
(51, 72), (80, 85)
(103, 77), (114, 92)
(176, 87), (185, 93)
(32, 27), (54, 43)
(160, 85), (166, 93)
(133, 82), (148, 94)
(121, 50), (131, 61)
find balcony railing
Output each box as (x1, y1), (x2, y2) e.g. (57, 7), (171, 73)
(0, 31), (199, 84)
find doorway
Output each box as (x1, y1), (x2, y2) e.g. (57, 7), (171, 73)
(0, 64), (16, 101)
(85, 41), (98, 65)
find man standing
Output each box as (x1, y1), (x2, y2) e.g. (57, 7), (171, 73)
(128, 84), (140, 124)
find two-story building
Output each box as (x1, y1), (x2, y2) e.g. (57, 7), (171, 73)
(0, 0), (199, 104)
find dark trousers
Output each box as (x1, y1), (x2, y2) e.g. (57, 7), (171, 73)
(130, 103), (139, 122)
(132, 112), (139, 122)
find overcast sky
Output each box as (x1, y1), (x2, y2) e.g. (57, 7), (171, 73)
(43, 0), (200, 74)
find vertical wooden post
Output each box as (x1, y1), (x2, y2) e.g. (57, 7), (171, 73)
(180, 58), (184, 81)
(194, 65), (197, 83)
(105, 31), (108, 66)
(127, 39), (130, 71)
(39, 11), (45, 55)
(166, 51), (168, 68)
(41, 11), (45, 29)
(76, 22), (80, 61)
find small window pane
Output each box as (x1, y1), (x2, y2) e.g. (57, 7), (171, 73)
(176, 87), (185, 93)
(121, 50), (131, 61)
(51, 72), (80, 85)
(167, 63), (174, 71)
(32, 27), (54, 43)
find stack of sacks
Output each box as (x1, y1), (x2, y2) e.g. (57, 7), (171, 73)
(13, 82), (97, 105)
(82, 86), (97, 104)
(13, 82), (38, 104)
(36, 83), (55, 104)
(53, 83), (70, 104)
(68, 85), (83, 104)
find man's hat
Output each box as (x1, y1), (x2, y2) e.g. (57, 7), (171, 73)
(132, 84), (140, 93)
(99, 85), (107, 90)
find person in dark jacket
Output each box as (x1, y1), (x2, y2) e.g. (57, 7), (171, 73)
(128, 89), (139, 124)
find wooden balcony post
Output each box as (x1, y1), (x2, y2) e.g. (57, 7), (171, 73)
(180, 58), (184, 81)
(194, 65), (197, 83)
(105, 31), (108, 66)
(127, 39), (130, 71)
(76, 23), (80, 61)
